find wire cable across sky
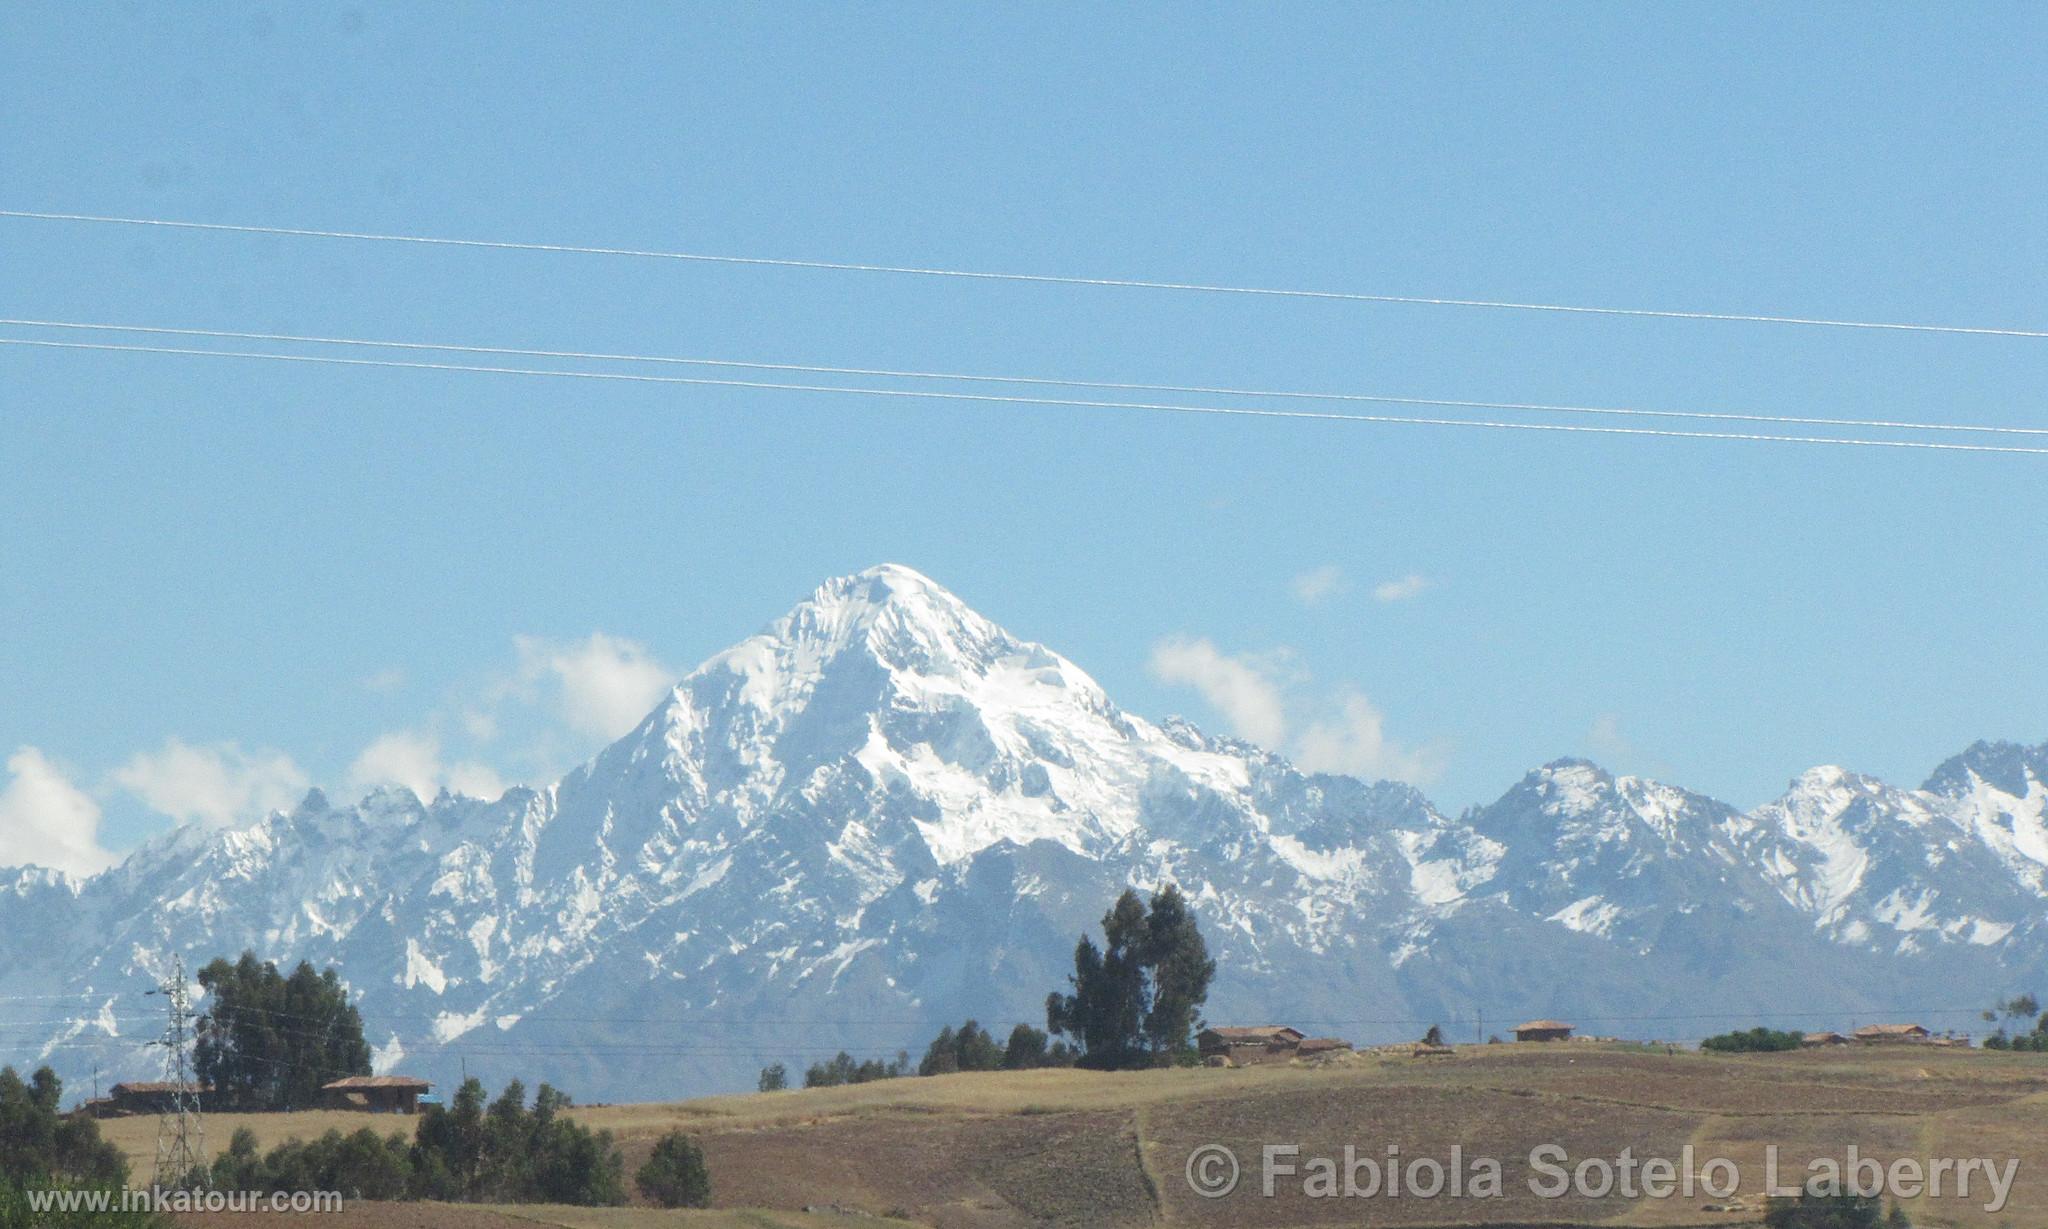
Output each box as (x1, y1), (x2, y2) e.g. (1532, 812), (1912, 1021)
(7, 208), (2048, 340)
(5, 316), (2044, 440)
(6, 334), (2047, 456)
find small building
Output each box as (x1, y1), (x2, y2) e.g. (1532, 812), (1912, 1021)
(1854, 1023), (1932, 1045)
(1513, 1020), (1575, 1043)
(321, 1075), (433, 1113)
(1198, 1025), (1306, 1064)
(1802, 1031), (1851, 1048)
(1296, 1037), (1353, 1056)
(103, 1082), (213, 1116)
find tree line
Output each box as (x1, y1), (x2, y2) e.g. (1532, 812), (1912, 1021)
(203, 1076), (710, 1208)
(1981, 993), (2047, 1051)
(0, 1065), (163, 1227)
(201, 1078), (621, 1204)
(194, 952), (371, 1111)
(760, 883), (1214, 1090)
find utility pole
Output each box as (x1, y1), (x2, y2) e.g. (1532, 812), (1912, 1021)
(148, 953), (205, 1187)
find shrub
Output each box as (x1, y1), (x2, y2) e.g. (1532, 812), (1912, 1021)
(636, 1131), (711, 1208)
(1762, 1189), (1891, 1228)
(1701, 1027), (1805, 1054)
(0, 1179), (171, 1228)
(211, 1077), (621, 1207)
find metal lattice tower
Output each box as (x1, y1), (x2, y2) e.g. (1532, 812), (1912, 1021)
(149, 953), (206, 1187)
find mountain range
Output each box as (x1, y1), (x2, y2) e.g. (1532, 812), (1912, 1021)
(4, 564), (2045, 1102)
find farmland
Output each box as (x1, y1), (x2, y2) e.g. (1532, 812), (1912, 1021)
(96, 1044), (2048, 1228)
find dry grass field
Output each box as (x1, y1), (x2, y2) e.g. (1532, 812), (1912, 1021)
(102, 1044), (2048, 1229)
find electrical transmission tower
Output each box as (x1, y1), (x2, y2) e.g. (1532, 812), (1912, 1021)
(148, 953), (206, 1187)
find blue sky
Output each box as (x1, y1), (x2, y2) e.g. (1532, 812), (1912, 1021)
(3, 4), (2045, 869)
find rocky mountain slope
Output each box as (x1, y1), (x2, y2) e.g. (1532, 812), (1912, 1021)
(3, 565), (2044, 1101)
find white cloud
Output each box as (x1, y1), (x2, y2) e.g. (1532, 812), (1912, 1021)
(516, 633), (676, 741)
(348, 731), (504, 804)
(361, 667), (407, 694)
(1150, 638), (1439, 784)
(1588, 714), (1632, 762)
(1290, 565), (1346, 606)
(1585, 714), (1673, 779)
(1372, 574), (1433, 604)
(0, 747), (114, 876)
(113, 738), (308, 829)
(1148, 636), (1289, 748)
(1294, 691), (1439, 781)
(460, 709), (499, 742)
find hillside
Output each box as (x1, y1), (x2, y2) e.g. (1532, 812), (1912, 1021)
(110, 1046), (2048, 1229)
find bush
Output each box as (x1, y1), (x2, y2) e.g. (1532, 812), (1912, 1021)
(211, 1077), (622, 1207)
(1701, 1027), (1805, 1054)
(0, 1179), (171, 1228)
(757, 1062), (788, 1092)
(1983, 1029), (2048, 1052)
(636, 1131), (711, 1208)
(1762, 1189), (1896, 1228)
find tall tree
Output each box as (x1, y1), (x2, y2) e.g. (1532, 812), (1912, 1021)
(1046, 884), (1214, 1069)
(195, 952), (370, 1110)
(1142, 884), (1215, 1057)
(0, 1066), (128, 1188)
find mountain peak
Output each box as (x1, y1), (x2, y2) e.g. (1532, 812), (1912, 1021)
(734, 564), (1031, 688)
(1923, 739), (2048, 799)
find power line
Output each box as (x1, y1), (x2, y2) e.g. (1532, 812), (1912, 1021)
(5, 316), (2043, 439)
(7, 335), (2047, 456)
(4, 208), (2045, 341)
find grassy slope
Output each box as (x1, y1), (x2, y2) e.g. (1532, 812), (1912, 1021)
(107, 1045), (2048, 1229)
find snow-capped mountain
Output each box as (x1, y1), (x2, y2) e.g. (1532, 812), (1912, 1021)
(3, 565), (2045, 1101)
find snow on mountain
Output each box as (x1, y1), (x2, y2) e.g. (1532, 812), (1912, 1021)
(2, 566), (2043, 1101)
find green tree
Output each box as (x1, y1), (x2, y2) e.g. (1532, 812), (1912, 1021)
(1141, 884), (1216, 1058)
(1047, 884), (1214, 1069)
(636, 1131), (712, 1208)
(195, 952), (370, 1110)
(1002, 1023), (1050, 1069)
(918, 1020), (1004, 1075)
(757, 1063), (788, 1092)
(405, 1078), (620, 1205)
(918, 1026), (959, 1076)
(802, 1051), (902, 1088)
(0, 1067), (127, 1188)
(1701, 1027), (1805, 1054)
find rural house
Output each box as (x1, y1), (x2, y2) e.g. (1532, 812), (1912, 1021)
(321, 1074), (433, 1113)
(99, 1082), (213, 1116)
(1802, 1031), (1851, 1048)
(1198, 1025), (1306, 1064)
(1513, 1020), (1575, 1043)
(1853, 1023), (1931, 1045)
